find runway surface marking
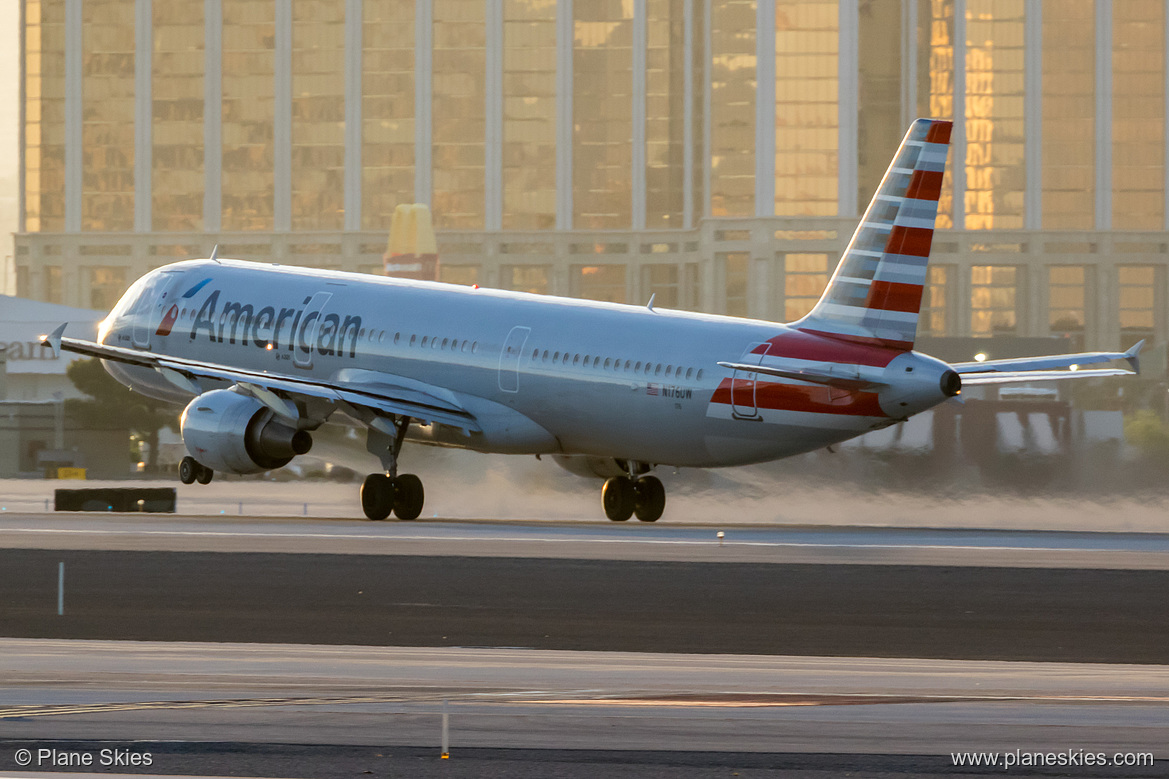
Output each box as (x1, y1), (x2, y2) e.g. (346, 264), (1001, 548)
(5, 691), (1169, 720)
(6, 524), (1169, 555)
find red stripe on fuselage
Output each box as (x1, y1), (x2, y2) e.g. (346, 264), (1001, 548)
(711, 379), (886, 417)
(905, 170), (943, 201)
(755, 328), (905, 367)
(885, 225), (933, 258)
(865, 280), (924, 314)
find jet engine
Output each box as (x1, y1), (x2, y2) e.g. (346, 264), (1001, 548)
(180, 389), (312, 474)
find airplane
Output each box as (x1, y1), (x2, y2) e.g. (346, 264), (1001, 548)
(44, 118), (1141, 522)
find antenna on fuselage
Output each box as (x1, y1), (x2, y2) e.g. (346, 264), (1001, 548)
(209, 244), (220, 263)
(646, 293), (656, 312)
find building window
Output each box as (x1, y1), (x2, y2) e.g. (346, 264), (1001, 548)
(1118, 265), (1157, 348)
(572, 265), (625, 304)
(1048, 266), (1087, 347)
(504, 265), (550, 295)
(88, 266), (128, 311)
(1113, 1), (1165, 230)
(783, 253), (829, 321)
(1042, 0), (1094, 230)
(722, 252), (749, 317)
(919, 265), (950, 337)
(45, 266), (62, 304)
(642, 264), (679, 308)
(438, 265), (479, 287)
(16, 266), (29, 299)
(970, 265), (1018, 337)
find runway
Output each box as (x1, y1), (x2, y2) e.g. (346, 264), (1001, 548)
(2, 513), (1167, 775)
(2, 640), (1167, 763)
(3, 511), (1169, 567)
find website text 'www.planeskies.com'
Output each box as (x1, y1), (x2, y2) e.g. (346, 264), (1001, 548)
(951, 749), (1154, 770)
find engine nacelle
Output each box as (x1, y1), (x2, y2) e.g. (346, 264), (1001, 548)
(180, 389), (312, 474)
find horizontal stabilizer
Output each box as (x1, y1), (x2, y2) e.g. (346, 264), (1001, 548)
(952, 340), (1144, 375)
(716, 361), (885, 391)
(959, 368), (1133, 386)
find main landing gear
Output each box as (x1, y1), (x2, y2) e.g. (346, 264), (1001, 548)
(602, 469), (666, 523)
(178, 455), (214, 485)
(361, 415), (425, 521)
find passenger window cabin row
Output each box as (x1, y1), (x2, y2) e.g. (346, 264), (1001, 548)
(389, 331), (704, 382)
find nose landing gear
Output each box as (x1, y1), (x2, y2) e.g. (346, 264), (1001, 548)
(602, 468), (666, 522)
(361, 415), (426, 521)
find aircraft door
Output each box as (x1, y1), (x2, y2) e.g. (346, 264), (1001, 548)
(498, 326), (531, 393)
(293, 291), (333, 369)
(730, 341), (767, 419)
(131, 272), (184, 349)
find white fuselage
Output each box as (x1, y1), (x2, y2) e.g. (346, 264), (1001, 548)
(100, 259), (954, 469)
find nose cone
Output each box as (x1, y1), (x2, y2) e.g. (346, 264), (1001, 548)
(878, 352), (960, 418)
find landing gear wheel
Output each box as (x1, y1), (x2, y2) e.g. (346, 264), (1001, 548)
(602, 476), (635, 522)
(361, 473), (394, 521)
(392, 474), (425, 520)
(179, 456), (198, 485)
(633, 476), (666, 522)
(195, 464), (214, 485)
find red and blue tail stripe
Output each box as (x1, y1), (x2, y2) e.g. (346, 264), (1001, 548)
(795, 119), (952, 350)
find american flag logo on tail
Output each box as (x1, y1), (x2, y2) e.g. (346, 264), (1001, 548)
(794, 119), (952, 351)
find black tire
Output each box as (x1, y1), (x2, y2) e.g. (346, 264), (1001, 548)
(195, 464), (214, 485)
(178, 456), (198, 485)
(634, 475), (666, 522)
(361, 473), (394, 520)
(602, 476), (635, 522)
(392, 474), (425, 521)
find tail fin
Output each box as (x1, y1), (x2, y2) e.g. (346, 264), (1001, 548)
(794, 118), (952, 350)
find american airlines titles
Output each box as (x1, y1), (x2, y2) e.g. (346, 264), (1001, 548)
(186, 290), (362, 359)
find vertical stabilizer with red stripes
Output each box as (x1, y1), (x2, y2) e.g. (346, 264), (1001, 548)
(794, 118), (952, 350)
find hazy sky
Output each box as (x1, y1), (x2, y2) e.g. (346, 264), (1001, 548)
(1, 1), (16, 294)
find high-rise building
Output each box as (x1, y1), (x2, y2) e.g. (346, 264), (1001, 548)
(16, 0), (1169, 360)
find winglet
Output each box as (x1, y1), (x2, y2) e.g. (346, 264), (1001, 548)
(41, 323), (67, 359)
(1125, 339), (1145, 375)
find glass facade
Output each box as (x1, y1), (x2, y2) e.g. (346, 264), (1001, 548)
(963, 0), (1024, 230)
(82, 0), (135, 231)
(1041, 0), (1093, 229)
(23, 0), (66, 233)
(291, 0), (345, 231)
(645, 0), (685, 228)
(574, 0), (633, 228)
(221, 2), (274, 230)
(918, 0), (955, 229)
(362, 0), (415, 231)
(432, 0), (486, 229)
(1048, 265), (1086, 337)
(152, 0), (204, 232)
(503, 0), (557, 230)
(783, 252), (829, 321)
(774, 0), (838, 217)
(709, 0), (755, 217)
(970, 265), (1017, 336)
(1118, 265), (1156, 347)
(1112, 1), (1165, 230)
(12, 0), (1169, 356)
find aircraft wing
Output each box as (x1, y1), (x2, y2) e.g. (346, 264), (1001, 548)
(42, 325), (481, 432)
